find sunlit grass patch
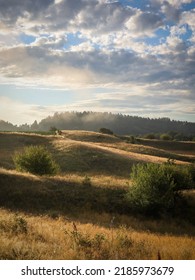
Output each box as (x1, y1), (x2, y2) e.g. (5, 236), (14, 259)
(0, 209), (194, 260)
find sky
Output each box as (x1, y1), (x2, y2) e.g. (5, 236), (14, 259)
(0, 0), (194, 125)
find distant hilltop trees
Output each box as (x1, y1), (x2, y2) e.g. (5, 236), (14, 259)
(0, 120), (19, 131)
(0, 111), (195, 138)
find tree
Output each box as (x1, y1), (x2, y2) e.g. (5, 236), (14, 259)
(31, 120), (39, 131)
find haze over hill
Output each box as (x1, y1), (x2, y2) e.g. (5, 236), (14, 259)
(1, 111), (195, 136)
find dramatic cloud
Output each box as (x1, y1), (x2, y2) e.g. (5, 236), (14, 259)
(0, 0), (194, 124)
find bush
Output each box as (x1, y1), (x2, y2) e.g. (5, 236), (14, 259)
(160, 133), (172, 141)
(99, 128), (113, 135)
(163, 162), (194, 190)
(127, 162), (195, 215)
(13, 145), (59, 176)
(127, 163), (176, 215)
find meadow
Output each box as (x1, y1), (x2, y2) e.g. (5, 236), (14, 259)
(0, 131), (195, 259)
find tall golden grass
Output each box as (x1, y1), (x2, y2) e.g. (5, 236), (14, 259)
(0, 209), (194, 260)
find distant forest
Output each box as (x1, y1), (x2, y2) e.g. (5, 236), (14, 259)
(1, 111), (195, 139)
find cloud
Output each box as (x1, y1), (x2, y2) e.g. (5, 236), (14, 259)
(0, 45), (104, 88)
(166, 35), (187, 53)
(0, 38), (194, 95)
(1, 86), (194, 125)
(52, 89), (195, 120)
(0, 0), (194, 123)
(31, 34), (67, 49)
(151, 0), (192, 22)
(0, 0), (135, 36)
(0, 0), (54, 24)
(126, 10), (164, 36)
(150, 0), (193, 26)
(180, 9), (195, 42)
(69, 41), (95, 52)
(0, 96), (50, 124)
(157, 0), (192, 7)
(72, 0), (134, 34)
(161, 2), (181, 21)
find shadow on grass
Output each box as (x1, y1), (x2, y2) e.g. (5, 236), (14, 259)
(48, 139), (135, 178)
(0, 170), (129, 215)
(0, 133), (134, 178)
(0, 133), (53, 170)
(0, 170), (195, 237)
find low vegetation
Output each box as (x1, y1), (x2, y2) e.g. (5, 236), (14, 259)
(0, 131), (194, 260)
(99, 127), (114, 135)
(0, 208), (195, 260)
(13, 145), (59, 176)
(143, 131), (195, 141)
(127, 163), (176, 215)
(127, 162), (195, 215)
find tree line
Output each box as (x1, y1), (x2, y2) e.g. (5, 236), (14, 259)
(0, 111), (195, 139)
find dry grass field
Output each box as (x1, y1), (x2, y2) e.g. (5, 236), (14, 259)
(0, 131), (195, 259)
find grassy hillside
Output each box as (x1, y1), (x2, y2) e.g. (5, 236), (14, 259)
(137, 138), (195, 156)
(0, 131), (195, 259)
(1, 207), (195, 260)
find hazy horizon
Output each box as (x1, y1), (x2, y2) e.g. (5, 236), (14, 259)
(1, 110), (195, 127)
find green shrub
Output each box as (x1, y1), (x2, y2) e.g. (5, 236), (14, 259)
(13, 145), (59, 176)
(160, 133), (172, 141)
(127, 162), (195, 215)
(99, 128), (113, 135)
(162, 163), (194, 190)
(127, 163), (176, 215)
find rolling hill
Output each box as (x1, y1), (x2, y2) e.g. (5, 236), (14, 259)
(0, 130), (195, 260)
